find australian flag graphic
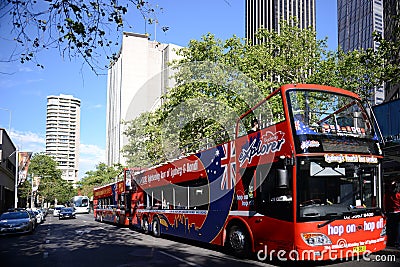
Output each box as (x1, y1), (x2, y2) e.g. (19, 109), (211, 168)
(294, 119), (318, 135)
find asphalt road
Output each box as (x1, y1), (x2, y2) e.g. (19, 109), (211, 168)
(0, 213), (398, 267)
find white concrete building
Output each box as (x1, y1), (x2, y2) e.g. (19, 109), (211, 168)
(106, 32), (182, 166)
(46, 94), (81, 183)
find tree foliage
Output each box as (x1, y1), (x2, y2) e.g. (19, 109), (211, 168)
(122, 112), (164, 167)
(27, 153), (75, 205)
(28, 153), (62, 179)
(77, 162), (124, 198)
(123, 19), (390, 168)
(17, 179), (32, 207)
(0, 0), (162, 72)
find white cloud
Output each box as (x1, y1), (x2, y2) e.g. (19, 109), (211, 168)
(79, 143), (106, 179)
(80, 144), (105, 159)
(10, 130), (46, 152)
(87, 104), (103, 109)
(19, 67), (34, 72)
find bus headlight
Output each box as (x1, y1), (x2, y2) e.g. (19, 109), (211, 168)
(301, 233), (332, 246)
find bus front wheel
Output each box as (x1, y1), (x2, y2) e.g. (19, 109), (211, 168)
(227, 224), (250, 258)
(152, 217), (161, 237)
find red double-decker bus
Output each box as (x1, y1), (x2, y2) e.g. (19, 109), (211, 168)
(95, 84), (386, 260)
(93, 178), (129, 225)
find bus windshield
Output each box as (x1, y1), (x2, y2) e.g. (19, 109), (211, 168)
(297, 157), (380, 222)
(288, 90), (375, 137)
(73, 196), (89, 207)
(287, 90), (379, 154)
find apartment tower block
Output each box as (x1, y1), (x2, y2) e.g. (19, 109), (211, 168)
(46, 94), (81, 184)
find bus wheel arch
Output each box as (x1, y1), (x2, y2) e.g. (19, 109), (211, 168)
(225, 219), (253, 258)
(152, 216), (161, 237)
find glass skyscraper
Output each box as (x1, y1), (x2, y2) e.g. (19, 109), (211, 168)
(383, 0), (400, 101)
(246, 0), (316, 45)
(337, 0), (385, 105)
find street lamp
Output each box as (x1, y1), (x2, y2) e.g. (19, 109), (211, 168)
(30, 174), (34, 209)
(14, 148), (18, 208)
(7, 147), (19, 208)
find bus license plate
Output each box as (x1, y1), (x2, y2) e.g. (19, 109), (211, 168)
(353, 246), (366, 253)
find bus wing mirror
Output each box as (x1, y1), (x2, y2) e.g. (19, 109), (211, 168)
(277, 169), (289, 189)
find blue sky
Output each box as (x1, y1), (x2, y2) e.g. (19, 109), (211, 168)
(0, 0), (337, 179)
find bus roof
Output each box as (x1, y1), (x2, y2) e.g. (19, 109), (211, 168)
(239, 84), (361, 121)
(280, 84), (361, 99)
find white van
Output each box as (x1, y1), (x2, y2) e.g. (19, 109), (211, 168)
(53, 205), (64, 217)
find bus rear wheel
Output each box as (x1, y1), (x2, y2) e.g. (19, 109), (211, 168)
(227, 224), (250, 258)
(142, 217), (149, 234)
(152, 217), (161, 237)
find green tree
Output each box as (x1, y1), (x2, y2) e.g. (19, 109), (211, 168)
(28, 153), (73, 205)
(17, 179), (31, 208)
(0, 0), (164, 72)
(122, 111), (165, 168)
(78, 162), (124, 198)
(29, 153), (62, 180)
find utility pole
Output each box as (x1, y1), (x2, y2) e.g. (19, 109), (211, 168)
(14, 147), (18, 208)
(31, 173), (34, 208)
(8, 148), (19, 208)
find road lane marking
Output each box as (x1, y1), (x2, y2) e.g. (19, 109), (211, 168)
(159, 251), (198, 266)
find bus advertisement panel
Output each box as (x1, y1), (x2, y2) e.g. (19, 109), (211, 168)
(94, 84), (386, 261)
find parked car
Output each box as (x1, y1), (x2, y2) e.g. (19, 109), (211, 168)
(59, 207), (76, 220)
(35, 209), (45, 223)
(53, 205), (64, 217)
(32, 209), (42, 224)
(0, 210), (34, 235)
(38, 209), (46, 222)
(26, 209), (37, 230)
(41, 208), (48, 217)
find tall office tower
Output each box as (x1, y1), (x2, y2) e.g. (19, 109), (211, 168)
(46, 94), (81, 184)
(106, 32), (182, 166)
(383, 0), (400, 101)
(337, 0), (384, 105)
(246, 0), (316, 44)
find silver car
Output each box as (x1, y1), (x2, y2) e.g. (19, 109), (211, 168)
(0, 211), (34, 235)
